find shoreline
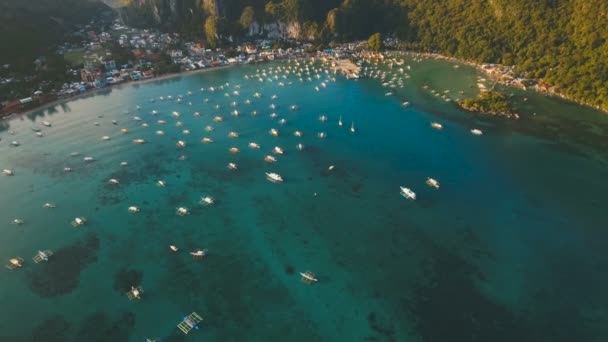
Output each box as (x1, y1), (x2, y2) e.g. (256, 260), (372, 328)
(402, 51), (607, 114)
(3, 64), (236, 120)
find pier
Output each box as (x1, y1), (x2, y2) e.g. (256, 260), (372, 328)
(332, 59), (361, 79)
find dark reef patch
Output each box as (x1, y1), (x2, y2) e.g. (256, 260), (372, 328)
(31, 315), (71, 342)
(27, 233), (100, 298)
(74, 311), (136, 342)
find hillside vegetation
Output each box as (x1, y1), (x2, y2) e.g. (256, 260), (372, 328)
(116, 0), (608, 111)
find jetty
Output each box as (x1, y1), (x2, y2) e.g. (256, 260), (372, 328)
(332, 59), (361, 79)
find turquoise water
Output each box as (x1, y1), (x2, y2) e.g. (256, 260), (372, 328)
(1, 58), (608, 341)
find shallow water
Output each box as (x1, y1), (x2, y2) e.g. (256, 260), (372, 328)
(1, 58), (607, 341)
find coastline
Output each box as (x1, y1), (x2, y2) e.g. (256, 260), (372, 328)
(4, 64), (236, 120)
(403, 51), (607, 114)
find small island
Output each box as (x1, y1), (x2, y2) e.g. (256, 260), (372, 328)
(458, 91), (516, 117)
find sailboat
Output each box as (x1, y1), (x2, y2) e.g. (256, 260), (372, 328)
(338, 116), (343, 127)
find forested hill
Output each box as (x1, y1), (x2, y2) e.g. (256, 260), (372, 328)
(0, 0), (110, 70)
(114, 0), (608, 111)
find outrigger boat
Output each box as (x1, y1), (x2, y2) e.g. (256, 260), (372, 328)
(300, 271), (318, 284)
(190, 249), (208, 259)
(227, 163), (238, 170)
(200, 196), (214, 206)
(249, 142), (261, 149)
(431, 122), (443, 130)
(5, 257), (24, 270)
(133, 139), (146, 144)
(266, 172), (283, 183)
(3, 169), (15, 176)
(176, 141), (187, 148)
(201, 137), (213, 144)
(273, 146), (284, 155)
(127, 285), (144, 300)
(426, 178), (440, 189)
(176, 207), (190, 216)
(269, 128), (279, 137)
(33, 250), (53, 263)
(229, 147), (240, 154)
(71, 217), (87, 227)
(293, 131), (302, 137)
(470, 129), (483, 136)
(128, 206), (140, 213)
(108, 178), (120, 185)
(264, 155), (277, 163)
(228, 131), (239, 138)
(12, 219), (24, 225)
(177, 312), (203, 335)
(400, 187), (416, 200)
(157, 180), (166, 187)
(42, 203), (56, 209)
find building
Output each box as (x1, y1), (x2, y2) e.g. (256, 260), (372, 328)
(104, 60), (117, 72)
(81, 69), (96, 83)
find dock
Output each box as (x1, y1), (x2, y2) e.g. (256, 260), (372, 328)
(332, 59), (361, 79)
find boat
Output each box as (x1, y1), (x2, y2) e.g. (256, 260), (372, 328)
(83, 156), (95, 162)
(42, 121), (51, 127)
(297, 143), (304, 151)
(2, 169), (14, 176)
(31, 126), (41, 132)
(33, 250), (53, 263)
(266, 172), (283, 183)
(120, 161), (128, 166)
(177, 312), (203, 335)
(269, 128), (279, 137)
(12, 219), (24, 225)
(293, 131), (302, 137)
(471, 129), (483, 136)
(229, 147), (240, 154)
(10, 141), (19, 147)
(171, 111), (180, 118)
(227, 163), (238, 170)
(278, 118), (286, 125)
(176, 121), (184, 127)
(170, 245), (179, 252)
(133, 139), (146, 144)
(264, 155), (277, 163)
(228, 131), (239, 138)
(205, 125), (214, 132)
(176, 207), (190, 216)
(201, 138), (213, 144)
(319, 115), (327, 122)
(190, 249), (208, 258)
(128, 206), (140, 213)
(120, 128), (129, 134)
(385, 92), (393, 96)
(127, 285), (144, 300)
(112, 120), (118, 125)
(400, 186), (416, 200)
(71, 217), (87, 227)
(156, 130), (165, 136)
(328, 165), (335, 171)
(183, 129), (190, 135)
(69, 152), (80, 157)
(426, 178), (440, 189)
(350, 122), (355, 134)
(300, 271), (318, 284)
(36, 132), (44, 137)
(176, 141), (187, 148)
(157, 120), (166, 125)
(5, 257), (24, 270)
(200, 196), (214, 206)
(402, 101), (410, 107)
(64, 167), (72, 172)
(133, 116), (142, 121)
(101, 136), (111, 141)
(108, 178), (119, 185)
(338, 116), (343, 126)
(157, 180), (166, 187)
(213, 116), (223, 122)
(317, 132), (327, 139)
(273, 146), (284, 155)
(431, 122), (443, 130)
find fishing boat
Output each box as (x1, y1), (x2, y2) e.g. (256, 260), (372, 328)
(426, 178), (440, 189)
(42, 203), (56, 209)
(156, 130), (165, 136)
(182, 129), (190, 135)
(71, 217), (87, 227)
(170, 245), (179, 252)
(338, 116), (343, 126)
(177, 312), (203, 335)
(133, 139), (146, 144)
(10, 141), (19, 147)
(101, 136), (111, 141)
(470, 129), (483, 136)
(83, 156), (95, 162)
(108, 178), (119, 185)
(200, 196), (214, 206)
(213, 116), (223, 122)
(120, 128), (129, 134)
(317, 132), (327, 139)
(227, 163), (238, 170)
(190, 249), (208, 259)
(273, 146), (284, 155)
(350, 122), (356, 134)
(205, 125), (214, 132)
(128, 206), (140, 213)
(269, 128), (279, 137)
(229, 147), (240, 154)
(33, 250), (53, 263)
(3, 169), (14, 176)
(264, 155), (277, 163)
(42, 121), (51, 127)
(127, 285), (144, 300)
(297, 143), (304, 151)
(293, 131), (302, 137)
(228, 131), (239, 138)
(431, 122), (443, 130)
(201, 137), (213, 144)
(12, 219), (24, 225)
(300, 271), (318, 284)
(266, 172), (283, 183)
(171, 111), (180, 118)
(5, 257), (24, 270)
(157, 120), (167, 125)
(176, 207), (190, 216)
(64, 167), (73, 172)
(400, 187), (416, 200)
(176, 141), (187, 148)
(249, 142), (260, 149)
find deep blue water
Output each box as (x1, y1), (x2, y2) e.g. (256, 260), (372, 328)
(0, 58), (607, 341)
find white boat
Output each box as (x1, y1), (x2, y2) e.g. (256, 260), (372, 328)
(83, 156), (95, 162)
(157, 180), (166, 187)
(266, 172), (283, 183)
(182, 129), (190, 135)
(71, 217), (87, 227)
(385, 92), (393, 96)
(200, 196), (214, 206)
(213, 116), (223, 122)
(108, 178), (119, 185)
(170, 245), (179, 252)
(3, 169), (14, 176)
(12, 219), (24, 225)
(176, 207), (190, 216)
(205, 125), (214, 132)
(133, 116), (142, 121)
(297, 143), (304, 151)
(128, 206), (140, 213)
(176, 141), (187, 148)
(101, 136), (111, 141)
(42, 121), (51, 127)
(156, 130), (165, 136)
(402, 101), (410, 107)
(269, 128), (279, 137)
(319, 115), (327, 122)
(300, 271), (318, 283)
(350, 122), (355, 133)
(64, 167), (73, 172)
(328, 165), (335, 171)
(157, 120), (166, 125)
(70, 152), (80, 157)
(171, 111), (180, 118)
(10, 141), (19, 146)
(400, 186), (416, 200)
(229, 147), (240, 154)
(317, 132), (327, 139)
(120, 128), (129, 134)
(264, 155), (277, 163)
(278, 118), (286, 125)
(273, 146), (284, 155)
(293, 131), (302, 137)
(338, 116), (343, 126)
(120, 161), (128, 166)
(190, 249), (208, 257)
(228, 131), (239, 138)
(426, 178), (440, 189)
(133, 139), (146, 144)
(201, 138), (213, 144)
(249, 142), (260, 149)
(43, 203), (56, 209)
(431, 122), (443, 130)
(471, 129), (483, 136)
(227, 163), (238, 170)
